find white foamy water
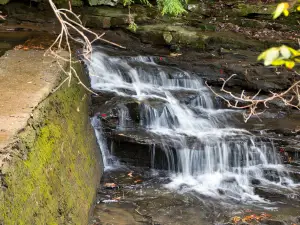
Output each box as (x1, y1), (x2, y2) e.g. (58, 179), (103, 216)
(87, 50), (297, 202)
(91, 116), (119, 170)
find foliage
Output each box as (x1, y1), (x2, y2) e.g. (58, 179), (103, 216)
(258, 45), (300, 69)
(123, 0), (134, 6)
(129, 21), (138, 32)
(124, 0), (186, 16)
(157, 0), (187, 16)
(273, 1), (300, 19)
(0, 67), (100, 224)
(123, 0), (186, 32)
(258, 0), (300, 69)
(209, 1), (300, 122)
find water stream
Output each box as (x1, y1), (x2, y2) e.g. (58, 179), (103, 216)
(87, 48), (299, 205)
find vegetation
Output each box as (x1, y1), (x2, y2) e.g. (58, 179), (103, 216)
(123, 0), (186, 33)
(207, 0), (300, 122)
(258, 1), (300, 69)
(123, 0), (186, 16)
(0, 65), (101, 224)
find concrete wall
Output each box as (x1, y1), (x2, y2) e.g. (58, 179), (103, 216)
(0, 54), (103, 224)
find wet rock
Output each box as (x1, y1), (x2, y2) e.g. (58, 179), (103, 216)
(86, 15), (112, 29)
(263, 169), (280, 182)
(250, 178), (261, 185)
(287, 169), (300, 183)
(91, 95), (140, 123)
(163, 31), (173, 44)
(254, 187), (286, 201)
(104, 129), (177, 169)
(261, 219), (287, 225)
(233, 3), (278, 16)
(82, 7), (129, 29)
(217, 189), (225, 195)
(136, 24), (264, 50)
(88, 0), (121, 6)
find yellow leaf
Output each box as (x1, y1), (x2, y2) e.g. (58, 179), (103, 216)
(273, 2), (289, 19)
(271, 59), (286, 66)
(264, 47), (280, 66)
(285, 61), (295, 69)
(288, 47), (300, 57)
(297, 6), (300, 11)
(283, 9), (289, 16)
(169, 53), (182, 57)
(279, 45), (291, 59)
(232, 216), (241, 223)
(257, 51), (267, 61)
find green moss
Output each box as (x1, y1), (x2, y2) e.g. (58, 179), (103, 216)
(0, 0), (10, 5)
(0, 64), (102, 225)
(235, 3), (277, 16)
(53, 0), (83, 6)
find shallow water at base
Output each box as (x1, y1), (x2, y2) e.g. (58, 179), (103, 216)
(89, 166), (300, 225)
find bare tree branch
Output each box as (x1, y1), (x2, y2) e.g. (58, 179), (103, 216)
(46, 0), (126, 94)
(206, 71), (300, 122)
(0, 11), (6, 20)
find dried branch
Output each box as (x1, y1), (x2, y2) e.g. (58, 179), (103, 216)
(46, 0), (126, 94)
(0, 11), (6, 20)
(206, 71), (300, 122)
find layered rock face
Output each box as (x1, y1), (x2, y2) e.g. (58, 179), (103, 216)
(0, 1), (299, 224)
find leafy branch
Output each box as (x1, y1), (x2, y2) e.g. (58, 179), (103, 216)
(208, 1), (300, 122)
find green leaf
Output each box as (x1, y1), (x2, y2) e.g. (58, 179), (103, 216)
(158, 0), (186, 16)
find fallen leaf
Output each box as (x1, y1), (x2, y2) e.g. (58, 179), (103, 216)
(169, 53), (182, 57)
(104, 183), (117, 188)
(231, 216), (241, 224)
(128, 172), (133, 177)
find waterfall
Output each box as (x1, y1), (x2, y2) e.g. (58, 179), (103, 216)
(91, 116), (119, 170)
(87, 50), (297, 202)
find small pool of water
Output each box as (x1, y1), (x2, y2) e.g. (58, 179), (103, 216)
(89, 166), (300, 225)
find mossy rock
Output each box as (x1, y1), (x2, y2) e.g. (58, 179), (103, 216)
(234, 3), (277, 16)
(88, 0), (122, 6)
(0, 63), (103, 225)
(52, 0), (83, 6)
(0, 0), (9, 5)
(136, 24), (264, 50)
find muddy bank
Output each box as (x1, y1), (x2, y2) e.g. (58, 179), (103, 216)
(0, 47), (103, 224)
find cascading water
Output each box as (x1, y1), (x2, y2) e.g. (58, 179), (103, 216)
(87, 49), (297, 203)
(91, 116), (119, 169)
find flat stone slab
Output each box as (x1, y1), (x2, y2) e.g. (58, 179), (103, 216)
(0, 49), (64, 161)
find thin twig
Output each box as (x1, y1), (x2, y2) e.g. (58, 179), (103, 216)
(206, 71), (300, 122)
(46, 0), (126, 94)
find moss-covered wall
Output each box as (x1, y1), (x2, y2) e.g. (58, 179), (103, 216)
(0, 64), (103, 225)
